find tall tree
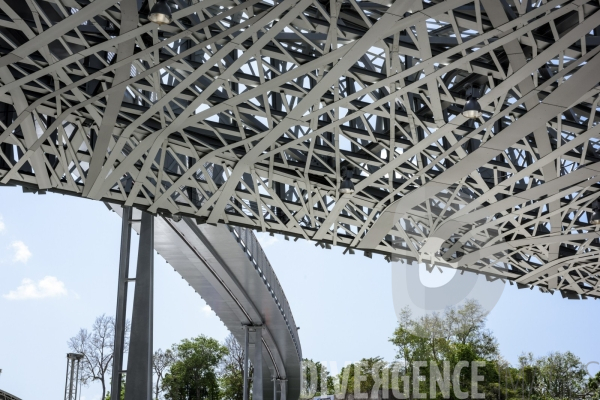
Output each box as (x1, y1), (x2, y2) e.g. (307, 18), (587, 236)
(163, 335), (228, 400)
(302, 359), (333, 398)
(516, 351), (600, 400)
(334, 358), (386, 399)
(68, 314), (130, 400)
(154, 348), (175, 400)
(587, 371), (600, 400)
(389, 300), (499, 400)
(220, 334), (247, 400)
(536, 352), (589, 399)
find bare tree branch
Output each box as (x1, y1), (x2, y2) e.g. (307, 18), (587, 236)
(68, 314), (130, 400)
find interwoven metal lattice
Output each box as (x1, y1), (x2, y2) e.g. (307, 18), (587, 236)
(1, 0), (600, 298)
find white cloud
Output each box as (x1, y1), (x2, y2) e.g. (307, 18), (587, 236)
(10, 241), (32, 263)
(0, 215), (5, 232)
(3, 276), (68, 300)
(202, 304), (213, 315)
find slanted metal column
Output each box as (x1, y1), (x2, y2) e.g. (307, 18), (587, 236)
(253, 326), (263, 400)
(125, 212), (154, 400)
(112, 206), (132, 399)
(243, 325), (250, 400)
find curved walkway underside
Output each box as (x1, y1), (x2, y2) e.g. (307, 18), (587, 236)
(0, 390), (21, 400)
(1, 0), (600, 299)
(109, 205), (302, 399)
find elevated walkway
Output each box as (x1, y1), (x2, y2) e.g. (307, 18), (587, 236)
(0, 390), (21, 400)
(110, 205), (302, 399)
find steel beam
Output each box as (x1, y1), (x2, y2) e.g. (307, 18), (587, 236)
(253, 326), (264, 400)
(243, 325), (250, 400)
(124, 212), (154, 400)
(111, 206), (132, 400)
(280, 379), (287, 400)
(3, 0), (600, 298)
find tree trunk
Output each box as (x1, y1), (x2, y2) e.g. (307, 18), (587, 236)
(101, 379), (106, 400)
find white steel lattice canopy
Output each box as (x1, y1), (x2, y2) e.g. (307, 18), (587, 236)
(1, 0), (600, 298)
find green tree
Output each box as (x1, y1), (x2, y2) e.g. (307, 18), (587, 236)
(587, 372), (600, 400)
(334, 357), (388, 398)
(220, 334), (248, 400)
(388, 300), (500, 400)
(302, 359), (334, 398)
(154, 348), (175, 400)
(163, 335), (228, 400)
(105, 378), (125, 400)
(536, 352), (588, 400)
(515, 351), (600, 400)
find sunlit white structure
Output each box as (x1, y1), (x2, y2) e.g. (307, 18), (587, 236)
(1, 0), (599, 302)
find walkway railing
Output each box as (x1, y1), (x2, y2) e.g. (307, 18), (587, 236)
(228, 225), (302, 362)
(0, 389), (22, 400)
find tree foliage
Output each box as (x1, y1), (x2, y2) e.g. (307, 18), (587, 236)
(385, 300), (498, 399)
(302, 359), (334, 398)
(154, 348), (176, 400)
(517, 351), (600, 400)
(219, 334), (248, 400)
(74, 303), (600, 400)
(105, 379), (125, 400)
(301, 300), (600, 400)
(163, 335), (228, 400)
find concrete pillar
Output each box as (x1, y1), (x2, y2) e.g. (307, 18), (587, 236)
(253, 326), (263, 400)
(125, 212), (154, 400)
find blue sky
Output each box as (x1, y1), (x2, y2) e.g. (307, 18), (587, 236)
(1, 186), (599, 400)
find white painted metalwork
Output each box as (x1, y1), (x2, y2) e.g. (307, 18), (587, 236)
(1, 0), (600, 299)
